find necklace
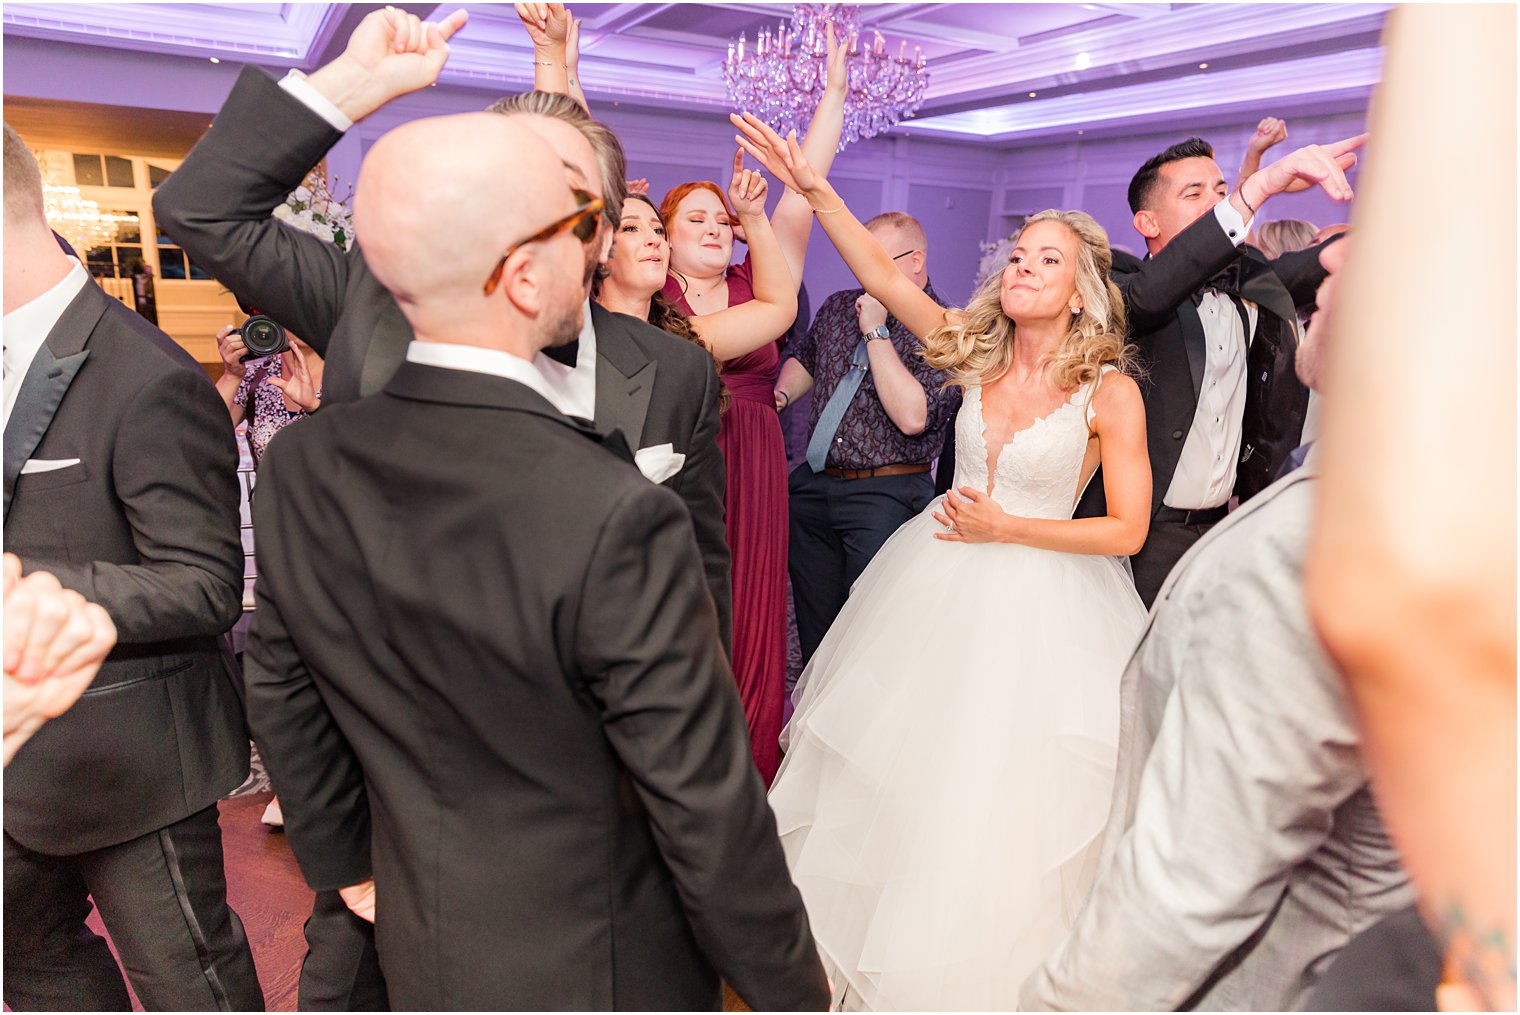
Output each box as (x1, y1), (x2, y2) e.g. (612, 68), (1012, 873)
(680, 272), (727, 304)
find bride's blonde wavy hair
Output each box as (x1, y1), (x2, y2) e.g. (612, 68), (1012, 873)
(922, 209), (1133, 392)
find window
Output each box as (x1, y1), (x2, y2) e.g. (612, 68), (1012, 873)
(155, 232), (212, 281)
(83, 211), (144, 279)
(147, 163), (173, 188)
(71, 153), (135, 188)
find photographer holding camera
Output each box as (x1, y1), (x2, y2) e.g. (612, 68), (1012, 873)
(214, 316), (324, 467)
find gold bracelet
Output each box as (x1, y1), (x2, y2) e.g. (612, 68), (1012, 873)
(813, 202), (846, 214)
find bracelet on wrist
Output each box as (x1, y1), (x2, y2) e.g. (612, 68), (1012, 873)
(1239, 188), (1259, 216)
(777, 390), (791, 409)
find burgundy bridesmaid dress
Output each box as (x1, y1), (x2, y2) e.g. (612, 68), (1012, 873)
(663, 257), (787, 784)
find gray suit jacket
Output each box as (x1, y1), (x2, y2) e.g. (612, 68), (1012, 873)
(1021, 460), (1412, 1011)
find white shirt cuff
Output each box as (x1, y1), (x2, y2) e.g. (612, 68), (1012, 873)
(278, 70), (354, 132)
(1214, 199), (1250, 244)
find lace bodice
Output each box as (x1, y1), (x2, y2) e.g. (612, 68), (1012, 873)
(952, 368), (1113, 519)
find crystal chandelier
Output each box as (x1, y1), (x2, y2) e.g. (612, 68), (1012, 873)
(723, 4), (929, 150)
(43, 183), (137, 254)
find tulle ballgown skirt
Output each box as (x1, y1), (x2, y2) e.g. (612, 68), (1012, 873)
(770, 503), (1147, 1011)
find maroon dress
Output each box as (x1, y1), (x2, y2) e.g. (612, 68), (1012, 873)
(664, 257), (787, 785)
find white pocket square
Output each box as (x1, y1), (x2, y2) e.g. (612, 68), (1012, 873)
(20, 458), (81, 474)
(634, 444), (686, 484)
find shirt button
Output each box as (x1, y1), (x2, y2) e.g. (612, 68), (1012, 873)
(1261, 371), (1269, 382)
(1172, 429), (1184, 440)
(835, 437), (842, 443)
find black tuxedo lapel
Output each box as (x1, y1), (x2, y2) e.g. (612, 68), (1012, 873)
(3, 284), (105, 515)
(1175, 303), (1207, 404)
(591, 303), (656, 451)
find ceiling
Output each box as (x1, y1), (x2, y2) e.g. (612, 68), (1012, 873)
(2, 2), (1391, 144)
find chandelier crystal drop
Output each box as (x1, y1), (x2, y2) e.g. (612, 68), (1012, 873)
(723, 4), (929, 151)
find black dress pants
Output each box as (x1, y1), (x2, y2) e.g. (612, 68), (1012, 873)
(298, 889), (389, 1011)
(1131, 513), (1222, 608)
(789, 465), (934, 667)
(3, 804), (263, 1012)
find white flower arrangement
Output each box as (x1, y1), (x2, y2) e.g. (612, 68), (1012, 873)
(272, 172), (353, 251)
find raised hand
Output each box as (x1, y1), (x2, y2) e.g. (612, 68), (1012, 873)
(727, 148), (768, 218)
(627, 178), (650, 197)
(731, 112), (823, 201)
(309, 7), (469, 121)
(514, 3), (569, 48)
(823, 19), (847, 95)
(1248, 116), (1289, 153)
(269, 343), (321, 413)
(1243, 134), (1364, 208)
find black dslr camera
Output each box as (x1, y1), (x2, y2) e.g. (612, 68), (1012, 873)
(233, 301), (289, 360)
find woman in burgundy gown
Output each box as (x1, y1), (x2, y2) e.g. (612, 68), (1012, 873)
(595, 164), (801, 785)
(653, 40), (847, 783)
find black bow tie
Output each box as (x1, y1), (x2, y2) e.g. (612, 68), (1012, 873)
(543, 340), (580, 368)
(1191, 258), (1243, 306)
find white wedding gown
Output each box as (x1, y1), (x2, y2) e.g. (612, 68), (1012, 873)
(771, 367), (1147, 1011)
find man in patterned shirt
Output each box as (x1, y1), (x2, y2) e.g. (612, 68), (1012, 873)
(774, 211), (961, 666)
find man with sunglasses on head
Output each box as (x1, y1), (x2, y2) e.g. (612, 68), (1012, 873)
(773, 210), (959, 668)
(241, 111), (828, 1012)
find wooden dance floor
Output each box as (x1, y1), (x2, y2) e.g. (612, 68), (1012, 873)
(80, 791), (749, 1011)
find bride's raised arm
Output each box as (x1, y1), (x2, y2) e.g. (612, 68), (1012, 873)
(733, 112), (950, 340)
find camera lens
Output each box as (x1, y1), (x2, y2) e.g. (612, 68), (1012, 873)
(239, 315), (289, 358)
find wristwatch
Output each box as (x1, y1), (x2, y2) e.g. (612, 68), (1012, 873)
(864, 324), (891, 342)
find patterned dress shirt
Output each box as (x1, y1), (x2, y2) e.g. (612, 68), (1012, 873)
(785, 282), (961, 470)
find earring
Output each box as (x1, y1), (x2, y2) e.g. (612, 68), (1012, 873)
(1070, 305), (1081, 315)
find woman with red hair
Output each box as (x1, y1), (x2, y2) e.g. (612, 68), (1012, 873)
(657, 34), (847, 785)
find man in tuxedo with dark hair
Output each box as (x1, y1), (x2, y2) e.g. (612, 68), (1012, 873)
(242, 110), (828, 1012)
(2, 123), (261, 1011)
(153, 6), (731, 652)
(1076, 131), (1360, 605)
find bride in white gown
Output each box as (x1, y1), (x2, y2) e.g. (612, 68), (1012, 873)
(734, 115), (1153, 1010)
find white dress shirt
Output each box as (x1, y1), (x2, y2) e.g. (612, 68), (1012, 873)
(404, 341), (561, 407)
(533, 301), (598, 421)
(3, 257), (91, 431)
(279, 78), (601, 422)
(1162, 201), (1259, 511)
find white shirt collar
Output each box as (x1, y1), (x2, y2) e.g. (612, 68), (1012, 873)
(3, 257), (91, 430)
(404, 341), (561, 409)
(532, 299), (597, 421)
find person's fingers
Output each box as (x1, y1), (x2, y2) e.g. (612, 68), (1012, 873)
(734, 135), (775, 175)
(36, 591), (98, 677)
(46, 603), (115, 681)
(4, 555), (21, 597)
(267, 376), (290, 392)
(731, 146), (744, 184)
(1323, 132), (1368, 158)
(15, 576), (72, 681)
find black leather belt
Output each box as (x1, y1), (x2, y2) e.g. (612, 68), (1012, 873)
(1154, 504), (1229, 526)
